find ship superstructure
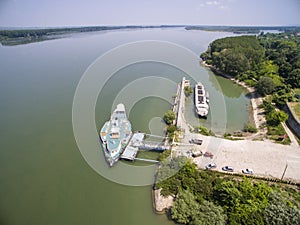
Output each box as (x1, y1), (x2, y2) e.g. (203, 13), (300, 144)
(100, 104), (132, 166)
(194, 82), (209, 117)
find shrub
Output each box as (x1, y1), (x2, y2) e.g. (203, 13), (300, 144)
(184, 86), (193, 97)
(163, 110), (176, 125)
(244, 122), (258, 133)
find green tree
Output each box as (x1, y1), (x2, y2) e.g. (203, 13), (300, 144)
(201, 36), (264, 77)
(157, 149), (171, 161)
(167, 125), (177, 133)
(166, 125), (178, 140)
(264, 191), (300, 225)
(191, 200), (227, 225)
(256, 76), (276, 95)
(262, 100), (275, 114)
(257, 60), (279, 77)
(213, 180), (242, 210)
(214, 178), (271, 225)
(287, 69), (300, 88)
(171, 189), (199, 224)
(163, 110), (176, 125)
(266, 110), (288, 126)
(184, 86), (193, 97)
(272, 88), (294, 108)
(156, 157), (189, 196)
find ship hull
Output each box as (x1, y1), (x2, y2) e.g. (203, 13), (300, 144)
(99, 104), (132, 166)
(194, 82), (209, 117)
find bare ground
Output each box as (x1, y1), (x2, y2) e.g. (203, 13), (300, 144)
(153, 189), (174, 213)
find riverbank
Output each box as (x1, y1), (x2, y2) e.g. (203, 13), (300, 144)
(153, 189), (174, 214)
(201, 60), (267, 139)
(201, 60), (300, 146)
(153, 64), (300, 214)
(153, 133), (300, 213)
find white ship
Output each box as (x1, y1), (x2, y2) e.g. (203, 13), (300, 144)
(194, 82), (209, 117)
(99, 104), (132, 166)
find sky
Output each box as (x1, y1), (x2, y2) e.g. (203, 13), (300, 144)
(0, 0), (299, 27)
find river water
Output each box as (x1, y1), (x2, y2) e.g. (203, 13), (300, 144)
(0, 28), (249, 225)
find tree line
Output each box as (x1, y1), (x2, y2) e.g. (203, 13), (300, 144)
(155, 157), (300, 225)
(200, 32), (300, 97)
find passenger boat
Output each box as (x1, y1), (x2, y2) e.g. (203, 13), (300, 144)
(99, 104), (132, 166)
(194, 82), (209, 117)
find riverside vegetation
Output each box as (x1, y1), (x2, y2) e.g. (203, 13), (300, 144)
(0, 25), (182, 46)
(201, 32), (300, 142)
(155, 157), (300, 225)
(155, 31), (300, 225)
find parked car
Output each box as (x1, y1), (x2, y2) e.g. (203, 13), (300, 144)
(192, 150), (202, 157)
(189, 139), (203, 145)
(206, 163), (217, 169)
(222, 166), (234, 172)
(204, 151), (213, 158)
(242, 168), (254, 174)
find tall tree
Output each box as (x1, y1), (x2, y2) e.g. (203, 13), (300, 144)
(287, 69), (300, 88)
(264, 191), (300, 225)
(191, 200), (227, 225)
(256, 76), (276, 95)
(171, 189), (199, 224)
(163, 110), (176, 125)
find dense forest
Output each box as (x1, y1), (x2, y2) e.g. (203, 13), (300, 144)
(185, 26), (300, 34)
(201, 32), (300, 139)
(200, 32), (300, 96)
(155, 157), (300, 225)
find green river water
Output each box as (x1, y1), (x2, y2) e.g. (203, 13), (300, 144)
(0, 28), (249, 225)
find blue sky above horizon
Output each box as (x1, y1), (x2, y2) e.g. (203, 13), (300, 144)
(0, 0), (299, 27)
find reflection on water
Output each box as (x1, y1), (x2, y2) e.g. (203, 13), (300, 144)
(0, 28), (249, 225)
(209, 71), (245, 98)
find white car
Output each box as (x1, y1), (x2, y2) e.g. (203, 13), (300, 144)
(222, 166), (234, 172)
(205, 163), (217, 169)
(242, 168), (254, 174)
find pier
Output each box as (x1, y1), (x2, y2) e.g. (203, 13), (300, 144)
(120, 77), (191, 163)
(120, 132), (170, 162)
(172, 77), (190, 129)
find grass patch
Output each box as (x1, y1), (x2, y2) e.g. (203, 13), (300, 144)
(267, 124), (291, 145)
(289, 102), (300, 121)
(244, 122), (258, 133)
(193, 125), (214, 136)
(294, 88), (300, 95)
(267, 124), (285, 136)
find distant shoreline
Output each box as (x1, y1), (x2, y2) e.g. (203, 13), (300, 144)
(1, 25), (299, 46)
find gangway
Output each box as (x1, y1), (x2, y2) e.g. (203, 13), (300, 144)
(135, 158), (159, 163)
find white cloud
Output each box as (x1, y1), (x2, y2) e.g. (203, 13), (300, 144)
(197, 0), (230, 10)
(206, 1), (221, 6)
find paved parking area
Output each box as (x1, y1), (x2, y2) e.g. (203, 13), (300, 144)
(191, 135), (300, 182)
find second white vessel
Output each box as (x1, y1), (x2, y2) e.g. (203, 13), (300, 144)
(194, 82), (209, 117)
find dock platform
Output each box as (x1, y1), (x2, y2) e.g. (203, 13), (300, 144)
(120, 132), (170, 162)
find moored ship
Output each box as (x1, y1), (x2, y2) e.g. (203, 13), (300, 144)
(99, 104), (132, 166)
(194, 82), (209, 117)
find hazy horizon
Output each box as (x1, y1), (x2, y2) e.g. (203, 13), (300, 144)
(0, 0), (299, 27)
(1, 24), (300, 30)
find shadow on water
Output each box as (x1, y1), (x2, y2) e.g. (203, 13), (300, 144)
(208, 70), (245, 98)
